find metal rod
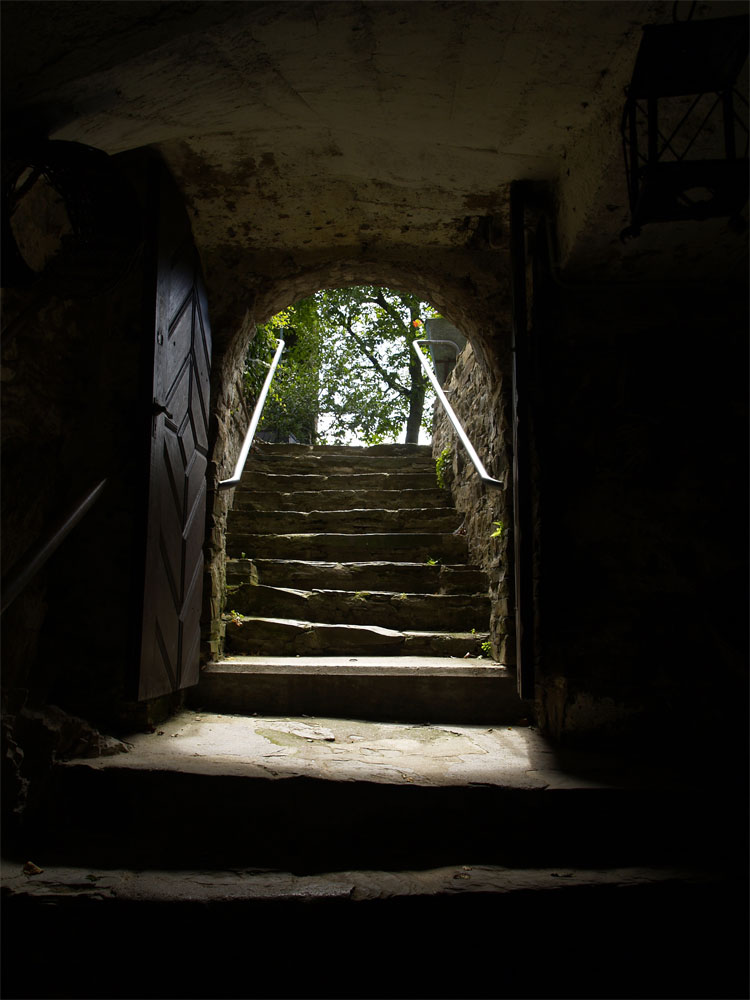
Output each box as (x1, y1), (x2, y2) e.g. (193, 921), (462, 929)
(412, 339), (503, 490)
(628, 97), (640, 210)
(723, 89), (736, 160)
(657, 92), (703, 161)
(218, 338), (285, 491)
(423, 339), (461, 356)
(647, 94), (658, 164)
(679, 93), (722, 161)
(1, 478), (108, 615)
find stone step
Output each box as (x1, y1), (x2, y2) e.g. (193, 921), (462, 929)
(232, 488), (452, 512)
(252, 443), (433, 458)
(195, 656), (514, 722)
(226, 532), (470, 563)
(4, 857), (721, 908)
(237, 471), (441, 492)
(223, 616), (488, 657)
(31, 709), (735, 873)
(3, 859), (740, 1000)
(228, 507), (461, 536)
(227, 559), (489, 595)
(226, 584), (490, 632)
(4, 857), (738, 1000)
(244, 452), (435, 476)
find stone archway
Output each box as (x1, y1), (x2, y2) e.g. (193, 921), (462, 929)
(200, 253), (515, 670)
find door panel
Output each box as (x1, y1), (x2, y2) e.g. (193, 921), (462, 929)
(138, 166), (212, 701)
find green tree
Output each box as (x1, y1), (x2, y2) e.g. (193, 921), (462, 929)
(245, 297), (321, 444)
(315, 286), (438, 444)
(246, 286), (438, 445)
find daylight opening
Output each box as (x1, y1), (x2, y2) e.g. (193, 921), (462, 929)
(245, 286), (452, 447)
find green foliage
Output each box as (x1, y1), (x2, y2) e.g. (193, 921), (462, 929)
(246, 299), (321, 444)
(490, 521), (503, 538)
(435, 447), (451, 489)
(245, 287), (440, 445)
(426, 557), (439, 566)
(313, 286), (438, 444)
(481, 640), (492, 655)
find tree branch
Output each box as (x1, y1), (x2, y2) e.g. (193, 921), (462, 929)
(372, 290), (412, 334)
(333, 306), (409, 397)
(362, 292), (429, 396)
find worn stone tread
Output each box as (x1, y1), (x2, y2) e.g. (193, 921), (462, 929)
(226, 583), (490, 631)
(235, 472), (440, 491)
(232, 488), (452, 512)
(243, 454), (435, 476)
(227, 558), (489, 594)
(224, 615), (488, 656)
(251, 443), (433, 458)
(229, 506), (461, 535)
(226, 531), (470, 562)
(1, 859), (718, 905)
(226, 616), (405, 654)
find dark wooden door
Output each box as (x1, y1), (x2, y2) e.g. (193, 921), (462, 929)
(138, 166), (212, 701)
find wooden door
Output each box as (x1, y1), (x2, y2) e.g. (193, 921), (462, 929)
(138, 165), (212, 701)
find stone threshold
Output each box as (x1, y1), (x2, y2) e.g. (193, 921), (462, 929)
(60, 710), (706, 793)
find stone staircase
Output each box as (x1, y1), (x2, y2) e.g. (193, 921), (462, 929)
(5, 444), (745, 1000)
(199, 442), (521, 723)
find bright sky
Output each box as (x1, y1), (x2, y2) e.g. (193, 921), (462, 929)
(315, 412), (432, 447)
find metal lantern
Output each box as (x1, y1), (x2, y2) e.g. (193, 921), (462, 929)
(621, 13), (749, 239)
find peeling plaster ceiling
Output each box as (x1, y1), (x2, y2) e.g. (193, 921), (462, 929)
(2, 1), (747, 293)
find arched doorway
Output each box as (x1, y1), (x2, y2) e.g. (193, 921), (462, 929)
(200, 272), (517, 714)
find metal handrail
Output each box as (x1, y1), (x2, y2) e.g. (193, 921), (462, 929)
(412, 339), (503, 491)
(218, 338), (285, 491)
(1, 477), (108, 615)
(424, 339), (461, 356)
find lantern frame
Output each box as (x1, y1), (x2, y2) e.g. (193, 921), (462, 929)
(621, 14), (749, 238)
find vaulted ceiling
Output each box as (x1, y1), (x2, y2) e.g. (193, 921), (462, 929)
(3, 0), (747, 323)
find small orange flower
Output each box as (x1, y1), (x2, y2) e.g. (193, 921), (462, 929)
(412, 319), (423, 328)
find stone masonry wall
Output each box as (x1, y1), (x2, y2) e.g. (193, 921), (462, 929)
(432, 342), (514, 665)
(202, 317), (255, 663)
